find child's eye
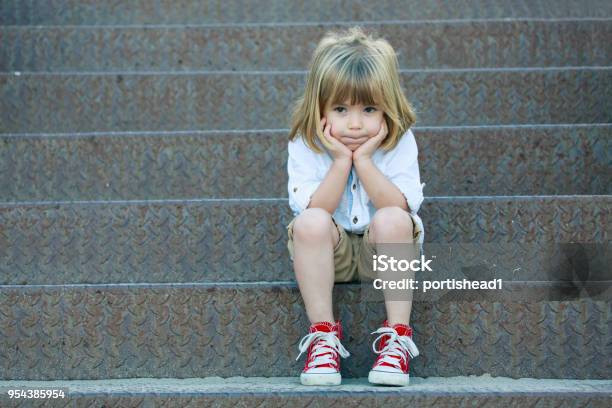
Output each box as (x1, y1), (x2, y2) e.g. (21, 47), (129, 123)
(334, 106), (376, 113)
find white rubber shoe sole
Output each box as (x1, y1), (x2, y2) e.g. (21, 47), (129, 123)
(300, 372), (342, 386)
(368, 370), (410, 386)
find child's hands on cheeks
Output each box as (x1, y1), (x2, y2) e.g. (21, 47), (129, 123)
(320, 117), (353, 164)
(352, 119), (387, 164)
(321, 117), (387, 165)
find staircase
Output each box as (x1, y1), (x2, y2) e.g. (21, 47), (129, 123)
(1, 1), (611, 406)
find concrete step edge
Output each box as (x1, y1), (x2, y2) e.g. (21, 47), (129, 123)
(2, 122), (611, 139)
(4, 66), (612, 75)
(0, 194), (609, 208)
(1, 375), (611, 396)
(4, 16), (612, 29)
(3, 280), (612, 290)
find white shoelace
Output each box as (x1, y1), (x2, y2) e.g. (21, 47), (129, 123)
(296, 331), (350, 369)
(371, 327), (419, 370)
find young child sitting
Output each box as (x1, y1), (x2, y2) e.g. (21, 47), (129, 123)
(286, 26), (425, 386)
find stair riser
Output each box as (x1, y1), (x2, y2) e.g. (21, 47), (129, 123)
(2, 0), (611, 25)
(1, 126), (609, 201)
(0, 197), (609, 284)
(2, 21), (609, 71)
(0, 284), (609, 380)
(2, 70), (610, 133)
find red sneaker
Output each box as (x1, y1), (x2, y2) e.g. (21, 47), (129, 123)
(295, 321), (350, 385)
(368, 320), (419, 386)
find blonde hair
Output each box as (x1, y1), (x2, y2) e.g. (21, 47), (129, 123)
(288, 26), (416, 153)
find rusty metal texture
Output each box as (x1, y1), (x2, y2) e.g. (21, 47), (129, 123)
(0, 283), (610, 381)
(2, 21), (610, 72)
(0, 197), (609, 284)
(0, 126), (609, 201)
(1, 69), (610, 133)
(2, 0), (611, 25)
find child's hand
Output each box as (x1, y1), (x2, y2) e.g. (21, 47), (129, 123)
(321, 117), (353, 164)
(353, 119), (387, 164)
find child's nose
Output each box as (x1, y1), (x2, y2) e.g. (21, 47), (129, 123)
(348, 113), (362, 129)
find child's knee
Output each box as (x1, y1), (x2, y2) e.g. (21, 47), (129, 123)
(370, 206), (414, 240)
(293, 208), (335, 243)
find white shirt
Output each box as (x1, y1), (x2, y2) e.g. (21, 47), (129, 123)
(287, 129), (425, 243)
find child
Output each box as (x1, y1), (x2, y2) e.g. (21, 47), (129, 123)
(286, 27), (425, 386)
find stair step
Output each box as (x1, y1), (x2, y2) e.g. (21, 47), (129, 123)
(1, 125), (609, 201)
(2, 0), (610, 25)
(1, 376), (611, 407)
(2, 20), (609, 71)
(0, 196), (609, 284)
(1, 283), (609, 380)
(1, 68), (610, 133)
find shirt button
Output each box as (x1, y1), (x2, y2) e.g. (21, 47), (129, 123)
(353, 216), (358, 224)
(352, 184), (357, 190)
(293, 187), (298, 192)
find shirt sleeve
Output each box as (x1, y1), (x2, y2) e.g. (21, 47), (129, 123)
(287, 137), (325, 215)
(383, 129), (425, 214)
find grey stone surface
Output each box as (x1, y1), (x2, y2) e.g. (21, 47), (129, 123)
(2, 375), (612, 394)
(2, 377), (611, 406)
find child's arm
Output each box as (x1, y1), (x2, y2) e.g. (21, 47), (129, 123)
(308, 158), (351, 214)
(355, 129), (424, 213)
(288, 137), (323, 215)
(355, 159), (409, 211)
(288, 137), (351, 216)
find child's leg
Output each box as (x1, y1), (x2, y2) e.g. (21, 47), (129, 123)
(368, 207), (417, 326)
(291, 208), (340, 324)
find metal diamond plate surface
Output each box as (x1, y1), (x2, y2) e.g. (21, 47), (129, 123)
(1, 69), (610, 133)
(2, 0), (611, 25)
(0, 283), (610, 381)
(0, 0), (610, 397)
(1, 21), (609, 71)
(1, 126), (609, 201)
(0, 197), (609, 284)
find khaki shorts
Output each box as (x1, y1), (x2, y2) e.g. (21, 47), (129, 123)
(286, 213), (423, 283)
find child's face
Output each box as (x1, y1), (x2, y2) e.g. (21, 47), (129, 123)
(323, 99), (385, 151)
